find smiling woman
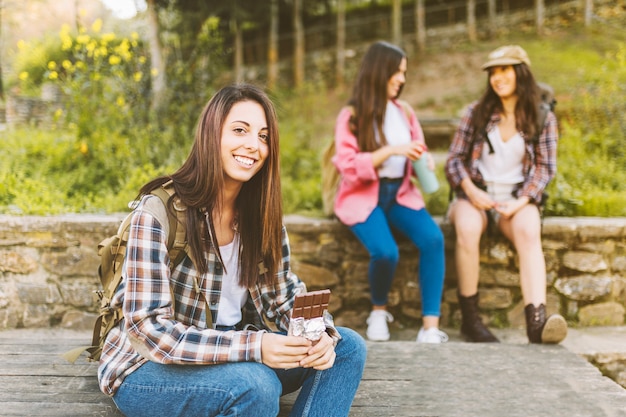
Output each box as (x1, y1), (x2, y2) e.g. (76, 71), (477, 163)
(96, 83), (367, 417)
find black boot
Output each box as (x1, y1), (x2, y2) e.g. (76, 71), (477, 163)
(524, 304), (568, 344)
(458, 292), (499, 343)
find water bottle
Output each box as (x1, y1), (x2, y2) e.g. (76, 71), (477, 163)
(412, 152), (439, 194)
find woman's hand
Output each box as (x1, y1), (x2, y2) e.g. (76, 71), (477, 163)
(299, 332), (336, 371)
(395, 141), (426, 161)
(260, 333), (312, 370)
(494, 197), (529, 219)
(461, 178), (495, 211)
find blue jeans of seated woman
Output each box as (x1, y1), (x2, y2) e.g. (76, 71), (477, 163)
(349, 180), (445, 316)
(113, 327), (366, 417)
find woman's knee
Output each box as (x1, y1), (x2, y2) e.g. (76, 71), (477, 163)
(335, 327), (367, 366)
(371, 245), (399, 265)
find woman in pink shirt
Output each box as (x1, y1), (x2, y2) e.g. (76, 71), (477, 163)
(333, 41), (447, 343)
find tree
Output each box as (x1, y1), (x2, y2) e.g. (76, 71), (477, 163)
(267, 0), (279, 90)
(392, 0), (402, 47)
(293, 0), (304, 87)
(0, 0), (4, 101)
(146, 0), (166, 112)
(536, 0), (545, 35)
(487, 0), (496, 36)
(467, 0), (477, 42)
(232, 15), (243, 82)
(584, 0), (593, 27)
(415, 0), (425, 52)
(336, 0), (345, 87)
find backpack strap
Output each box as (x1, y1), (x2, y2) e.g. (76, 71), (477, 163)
(149, 181), (213, 329)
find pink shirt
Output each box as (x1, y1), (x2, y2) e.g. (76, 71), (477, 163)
(332, 99), (427, 226)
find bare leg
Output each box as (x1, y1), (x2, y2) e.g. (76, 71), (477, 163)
(499, 204), (546, 306)
(448, 199), (488, 296)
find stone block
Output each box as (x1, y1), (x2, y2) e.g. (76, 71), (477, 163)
(563, 251), (608, 273)
(60, 310), (98, 331)
(578, 302), (625, 326)
(0, 251), (38, 274)
(16, 283), (62, 305)
(554, 275), (613, 301)
(292, 260), (340, 288)
(40, 246), (99, 277)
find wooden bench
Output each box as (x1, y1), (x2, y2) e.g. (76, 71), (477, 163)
(2, 328), (626, 417)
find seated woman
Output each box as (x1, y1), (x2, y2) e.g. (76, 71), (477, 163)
(445, 45), (567, 344)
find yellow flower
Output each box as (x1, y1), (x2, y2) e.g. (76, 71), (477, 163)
(17, 40), (27, 50)
(131, 32), (139, 40)
(92, 18), (103, 33)
(151, 68), (159, 77)
(19, 71), (29, 81)
(133, 72), (143, 82)
(75, 61), (86, 70)
(109, 55), (121, 65)
(79, 142), (89, 155)
(116, 96), (126, 107)
(102, 33), (116, 43)
(77, 34), (90, 44)
(47, 61), (57, 70)
(48, 71), (58, 80)
(62, 60), (73, 70)
(139, 56), (146, 64)
(54, 108), (63, 118)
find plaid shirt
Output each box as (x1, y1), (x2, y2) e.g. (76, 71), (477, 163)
(445, 102), (558, 204)
(98, 199), (307, 396)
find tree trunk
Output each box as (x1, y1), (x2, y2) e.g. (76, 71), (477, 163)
(536, 0), (545, 35)
(0, 0), (4, 101)
(146, 0), (166, 112)
(293, 0), (304, 87)
(467, 0), (477, 42)
(415, 0), (426, 52)
(392, 0), (402, 47)
(584, 0), (593, 27)
(267, 0), (279, 90)
(336, 0), (345, 87)
(232, 17), (243, 83)
(487, 0), (496, 36)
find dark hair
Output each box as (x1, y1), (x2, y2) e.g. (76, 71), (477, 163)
(140, 83), (283, 287)
(471, 63), (541, 141)
(348, 41), (407, 152)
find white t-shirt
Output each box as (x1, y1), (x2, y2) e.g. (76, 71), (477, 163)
(216, 233), (248, 327)
(378, 101), (411, 179)
(477, 126), (525, 185)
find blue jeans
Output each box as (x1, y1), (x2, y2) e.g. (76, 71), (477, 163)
(349, 180), (445, 316)
(113, 327), (366, 417)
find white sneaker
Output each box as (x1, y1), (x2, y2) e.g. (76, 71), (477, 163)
(366, 310), (394, 341)
(416, 327), (449, 344)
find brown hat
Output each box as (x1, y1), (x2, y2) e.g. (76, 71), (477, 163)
(481, 45), (531, 70)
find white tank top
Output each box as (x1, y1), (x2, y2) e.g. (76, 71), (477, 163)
(477, 126), (525, 185)
(216, 233), (248, 327)
(378, 101), (411, 179)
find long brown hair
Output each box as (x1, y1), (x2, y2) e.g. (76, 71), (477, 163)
(471, 64), (541, 141)
(140, 83), (283, 287)
(348, 41), (406, 152)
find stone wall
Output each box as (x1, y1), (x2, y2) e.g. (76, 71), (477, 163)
(0, 214), (624, 332)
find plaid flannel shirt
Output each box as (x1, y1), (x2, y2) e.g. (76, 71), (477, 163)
(97, 199), (307, 396)
(445, 102), (558, 204)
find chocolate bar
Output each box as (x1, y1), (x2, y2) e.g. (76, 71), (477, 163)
(292, 289), (331, 319)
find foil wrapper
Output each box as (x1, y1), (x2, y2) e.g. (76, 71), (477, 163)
(288, 316), (326, 341)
